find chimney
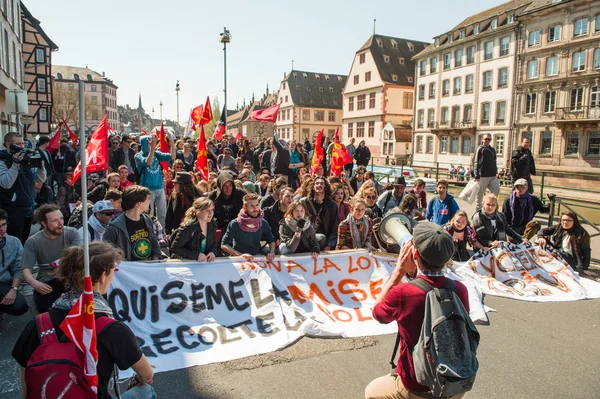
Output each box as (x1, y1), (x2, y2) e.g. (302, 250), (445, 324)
(102, 71), (105, 77)
(266, 84), (269, 97)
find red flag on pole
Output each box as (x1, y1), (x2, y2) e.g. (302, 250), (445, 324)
(62, 119), (78, 149)
(310, 129), (325, 176)
(199, 97), (213, 126)
(196, 125), (209, 180)
(46, 121), (63, 154)
(190, 105), (203, 130)
(213, 106), (226, 141)
(250, 103), (281, 123)
(330, 128), (353, 177)
(235, 132), (243, 140)
(158, 122), (169, 171)
(71, 116), (108, 184)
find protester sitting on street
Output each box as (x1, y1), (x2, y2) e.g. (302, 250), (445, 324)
(472, 194), (524, 248)
(425, 180), (459, 226)
(176, 141), (196, 172)
(170, 197), (217, 262)
(163, 168), (175, 198)
(243, 162), (257, 183)
(376, 176), (406, 215)
(88, 173), (121, 203)
(332, 183), (351, 223)
(217, 147), (236, 172)
(255, 174), (271, 197)
(349, 166), (367, 194)
(21, 203), (81, 313)
(118, 165), (134, 190)
(78, 200), (115, 242)
(386, 194), (420, 228)
(364, 171), (384, 194)
(337, 198), (373, 251)
(366, 222), (470, 399)
(502, 179), (550, 240)
(103, 185), (163, 261)
(300, 177), (339, 251)
(538, 211), (593, 276)
(104, 189), (122, 213)
(444, 210), (488, 262)
(0, 209), (28, 319)
(165, 172), (201, 236)
(407, 179), (427, 218)
(278, 200), (320, 258)
(56, 171), (80, 221)
(208, 172), (245, 237)
(221, 193), (276, 261)
(264, 187), (294, 247)
(260, 176), (287, 209)
(12, 241), (156, 399)
(34, 180), (54, 209)
(362, 187), (383, 219)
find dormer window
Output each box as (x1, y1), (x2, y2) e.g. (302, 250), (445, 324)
(435, 38), (440, 47)
(376, 38), (383, 46)
(325, 75), (330, 81)
(319, 87), (323, 92)
(491, 18), (498, 29)
(74, 74), (79, 81)
(57, 73), (62, 79)
(508, 15), (515, 24)
(302, 73), (307, 79)
(391, 39), (398, 48)
(399, 57), (405, 64)
(448, 35), (453, 43)
(392, 74), (398, 82)
(384, 55), (390, 63)
(306, 86), (311, 91)
(460, 30), (465, 39)
(293, 72), (298, 77)
(329, 87), (334, 93)
(408, 77), (413, 83)
(474, 25), (480, 35)
(296, 85), (300, 90)
(407, 42), (414, 51)
(337, 76), (343, 82)
(315, 74), (320, 80)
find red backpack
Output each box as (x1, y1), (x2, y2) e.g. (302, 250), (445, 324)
(25, 312), (115, 399)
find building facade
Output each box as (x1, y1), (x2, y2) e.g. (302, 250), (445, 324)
(226, 88), (278, 141)
(343, 34), (428, 164)
(21, 4), (57, 138)
(276, 70), (347, 142)
(515, 0), (600, 173)
(412, 0), (531, 171)
(52, 66), (119, 133)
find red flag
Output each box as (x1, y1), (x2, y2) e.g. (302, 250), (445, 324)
(330, 128), (353, 177)
(190, 104), (203, 129)
(196, 125), (209, 180)
(213, 106), (226, 141)
(46, 121), (63, 153)
(71, 116), (108, 184)
(310, 129), (325, 176)
(159, 122), (169, 171)
(59, 275), (99, 393)
(235, 132), (243, 140)
(250, 103), (281, 123)
(62, 119), (78, 149)
(199, 97), (213, 126)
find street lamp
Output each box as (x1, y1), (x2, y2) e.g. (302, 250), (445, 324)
(175, 80), (180, 126)
(152, 107), (155, 127)
(220, 27), (231, 131)
(159, 101), (163, 122)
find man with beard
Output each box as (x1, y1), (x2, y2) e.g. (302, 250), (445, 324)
(20, 204), (81, 313)
(376, 177), (407, 215)
(221, 193), (276, 261)
(264, 187), (294, 246)
(113, 134), (138, 183)
(502, 179), (550, 240)
(511, 137), (536, 194)
(300, 177), (339, 251)
(88, 172), (121, 203)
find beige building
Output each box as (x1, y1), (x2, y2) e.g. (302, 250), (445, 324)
(276, 70), (347, 142)
(343, 34), (428, 164)
(226, 88), (279, 141)
(52, 66), (119, 133)
(515, 0), (600, 174)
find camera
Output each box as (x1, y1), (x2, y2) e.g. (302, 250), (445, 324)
(9, 144), (43, 168)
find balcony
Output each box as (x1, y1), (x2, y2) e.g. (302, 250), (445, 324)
(555, 106), (600, 122)
(431, 120), (476, 134)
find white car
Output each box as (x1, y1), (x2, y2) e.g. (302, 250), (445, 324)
(371, 165), (437, 192)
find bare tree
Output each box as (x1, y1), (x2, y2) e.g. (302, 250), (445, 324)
(52, 84), (100, 130)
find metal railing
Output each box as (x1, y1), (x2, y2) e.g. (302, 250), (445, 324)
(555, 106), (600, 121)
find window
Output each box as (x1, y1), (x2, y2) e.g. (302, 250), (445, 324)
(591, 86), (600, 108)
(491, 18), (498, 30)
(370, 92), (376, 109)
(68, 83), (74, 90)
(348, 97), (354, 111)
(462, 136), (472, 154)
(39, 107), (47, 121)
(429, 82), (436, 99)
(540, 131), (552, 154)
(430, 57), (437, 73)
(481, 103), (491, 124)
(572, 51), (586, 72)
(417, 110), (424, 128)
(465, 75), (474, 93)
(548, 25), (561, 42)
(91, 85), (97, 92)
(526, 93), (537, 114)
(494, 135), (504, 156)
(287, 109), (291, 119)
(443, 53), (451, 70)
(403, 92), (413, 109)
(596, 14), (600, 32)
(594, 49), (600, 70)
(365, 71), (371, 82)
(482, 71), (492, 90)
(426, 136), (434, 153)
(565, 131), (579, 155)
(442, 79), (450, 96)
(359, 53), (366, 64)
(435, 38), (440, 47)
(453, 77), (462, 95)
(417, 136), (423, 153)
(37, 78), (46, 92)
(357, 94), (366, 110)
(498, 68), (509, 88)
(500, 37), (510, 56)
(399, 57), (405, 64)
(357, 122), (365, 137)
(91, 96), (98, 105)
(440, 136), (448, 153)
(427, 109), (435, 128)
(451, 106), (460, 124)
(35, 48), (45, 63)
(588, 132), (600, 156)
(474, 25), (480, 35)
(454, 49), (463, 67)
(353, 75), (359, 84)
(496, 101), (506, 124)
(302, 109), (310, 121)
(368, 121), (375, 137)
(418, 85), (425, 100)
(570, 88), (584, 111)
(450, 136), (459, 153)
(420, 61), (427, 76)
(546, 56), (558, 76)
(392, 74), (398, 82)
(467, 46), (476, 64)
(527, 60), (539, 79)
(285, 95), (288, 102)
(441, 107), (449, 124)
(508, 15), (515, 24)
(314, 111), (324, 121)
(348, 123), (353, 137)
(460, 30), (466, 39)
(328, 111), (335, 122)
(484, 41), (493, 60)
(529, 30), (541, 47)
(463, 104), (473, 122)
(573, 18), (588, 37)
(384, 55), (390, 63)
(544, 91), (557, 113)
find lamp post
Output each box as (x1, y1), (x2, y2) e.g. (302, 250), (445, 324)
(175, 80), (180, 127)
(152, 107), (155, 128)
(220, 27), (231, 131)
(159, 101), (163, 122)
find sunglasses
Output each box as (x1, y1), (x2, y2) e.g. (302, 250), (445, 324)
(484, 138), (492, 141)
(100, 211), (114, 216)
(175, 165), (183, 169)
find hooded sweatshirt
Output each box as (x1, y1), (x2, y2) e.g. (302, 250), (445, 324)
(134, 135), (172, 190)
(207, 172), (245, 229)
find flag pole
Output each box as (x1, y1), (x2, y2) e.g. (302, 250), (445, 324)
(78, 81), (90, 278)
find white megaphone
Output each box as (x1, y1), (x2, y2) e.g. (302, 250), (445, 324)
(377, 212), (414, 248)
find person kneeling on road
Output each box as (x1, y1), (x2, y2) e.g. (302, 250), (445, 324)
(0, 208), (28, 319)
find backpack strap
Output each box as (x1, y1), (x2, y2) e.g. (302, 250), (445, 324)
(95, 315), (116, 334)
(36, 313), (59, 344)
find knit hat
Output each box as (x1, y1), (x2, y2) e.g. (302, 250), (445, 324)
(413, 221), (455, 267)
(242, 181), (256, 193)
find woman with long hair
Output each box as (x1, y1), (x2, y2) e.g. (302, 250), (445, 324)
(332, 183), (351, 223)
(444, 210), (488, 262)
(336, 198), (373, 251)
(278, 200), (319, 259)
(361, 187), (383, 219)
(165, 172), (202, 235)
(538, 211), (592, 275)
(170, 197), (218, 261)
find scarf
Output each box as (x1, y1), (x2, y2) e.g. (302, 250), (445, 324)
(509, 190), (534, 225)
(481, 211), (498, 236)
(52, 289), (113, 317)
(237, 208), (264, 233)
(89, 215), (108, 239)
(285, 216), (312, 233)
(346, 214), (368, 249)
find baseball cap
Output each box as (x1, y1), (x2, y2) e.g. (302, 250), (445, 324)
(92, 200), (115, 214)
(513, 178), (528, 187)
(413, 221), (455, 267)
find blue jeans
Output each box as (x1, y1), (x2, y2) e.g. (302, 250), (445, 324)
(121, 384), (156, 399)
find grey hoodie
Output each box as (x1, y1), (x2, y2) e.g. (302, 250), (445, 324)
(0, 235), (23, 284)
(102, 212), (162, 261)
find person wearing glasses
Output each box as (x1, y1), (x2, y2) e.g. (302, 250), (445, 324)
(108, 137), (121, 172)
(217, 148), (236, 172)
(473, 133), (500, 212)
(349, 165), (366, 193)
(78, 200), (115, 242)
(113, 134), (138, 183)
(0, 208), (28, 320)
(537, 211), (593, 277)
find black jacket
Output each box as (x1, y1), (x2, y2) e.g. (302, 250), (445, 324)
(502, 195), (548, 229)
(207, 173), (245, 230)
(538, 225), (591, 270)
(264, 200), (285, 241)
(279, 219), (320, 254)
(52, 148), (77, 173)
(165, 194), (194, 234)
(300, 197), (339, 248)
(88, 182), (111, 204)
(473, 145), (497, 178)
(511, 146), (536, 178)
(170, 219), (218, 260)
(472, 210), (522, 247)
(354, 146), (371, 166)
(113, 147), (137, 175)
(349, 176), (364, 193)
(260, 139), (290, 176)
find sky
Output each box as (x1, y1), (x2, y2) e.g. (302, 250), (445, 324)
(25, 0), (502, 125)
